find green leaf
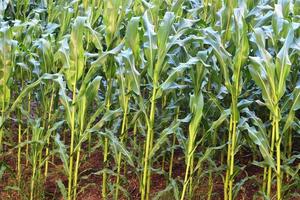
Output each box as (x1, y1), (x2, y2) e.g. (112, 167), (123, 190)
(158, 57), (200, 94)
(207, 109), (230, 133)
(89, 109), (122, 132)
(119, 49), (141, 95)
(203, 28), (232, 90)
(283, 84), (300, 132)
(143, 10), (157, 79)
(275, 26), (294, 99)
(56, 179), (67, 200)
(232, 8), (249, 95)
(243, 123), (275, 169)
(125, 17), (140, 59)
(103, 0), (122, 45)
(34, 38), (54, 74)
(249, 56), (275, 113)
(64, 16), (86, 91)
(54, 134), (69, 176)
(97, 130), (134, 166)
(149, 121), (180, 159)
(154, 12), (175, 77)
(189, 92), (204, 135)
(0, 162), (8, 180)
(90, 41), (124, 68)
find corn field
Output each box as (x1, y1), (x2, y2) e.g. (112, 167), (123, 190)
(0, 0), (300, 200)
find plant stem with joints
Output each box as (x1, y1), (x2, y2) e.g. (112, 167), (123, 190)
(68, 83), (77, 200)
(275, 106), (281, 200)
(168, 107), (179, 179)
(73, 98), (86, 200)
(180, 125), (194, 200)
(115, 96), (129, 199)
(141, 85), (157, 200)
(224, 115), (233, 200)
(44, 88), (55, 177)
(228, 98), (238, 200)
(267, 117), (275, 197)
(102, 77), (112, 199)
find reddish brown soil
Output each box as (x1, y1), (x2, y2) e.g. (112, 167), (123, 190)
(1, 141), (299, 200)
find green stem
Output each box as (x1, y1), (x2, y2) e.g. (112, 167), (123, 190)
(73, 132), (82, 200)
(286, 128), (292, 181)
(68, 83), (77, 200)
(161, 95), (167, 173)
(17, 121), (22, 184)
(73, 96), (87, 200)
(169, 132), (176, 179)
(30, 146), (37, 200)
(275, 107), (281, 200)
(17, 69), (24, 184)
(115, 97), (128, 199)
(224, 115), (233, 200)
(181, 136), (193, 200)
(133, 121), (137, 150)
(169, 106), (179, 180)
(146, 108), (156, 200)
(0, 85), (5, 152)
(102, 78), (112, 200)
(267, 118), (276, 197)
(26, 87), (31, 167)
(141, 86), (157, 200)
(228, 99), (238, 200)
(181, 160), (191, 200)
(188, 153), (194, 199)
(262, 167), (267, 194)
(44, 89), (55, 178)
(208, 129), (217, 200)
(102, 138), (108, 199)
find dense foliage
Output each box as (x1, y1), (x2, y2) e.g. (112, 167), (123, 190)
(0, 0), (300, 200)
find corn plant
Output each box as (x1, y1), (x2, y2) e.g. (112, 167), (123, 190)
(1, 1), (300, 200)
(100, 1), (129, 197)
(180, 62), (205, 200)
(141, 11), (175, 200)
(56, 16), (87, 200)
(204, 7), (249, 200)
(115, 45), (141, 198)
(249, 25), (294, 199)
(33, 37), (56, 178)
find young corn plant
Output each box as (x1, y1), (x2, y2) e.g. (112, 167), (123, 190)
(56, 16), (87, 200)
(180, 62), (205, 200)
(28, 119), (44, 200)
(100, 1), (129, 197)
(115, 37), (141, 198)
(141, 11), (175, 200)
(33, 37), (56, 178)
(249, 25), (294, 199)
(7, 72), (64, 199)
(73, 76), (101, 199)
(204, 8), (249, 200)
